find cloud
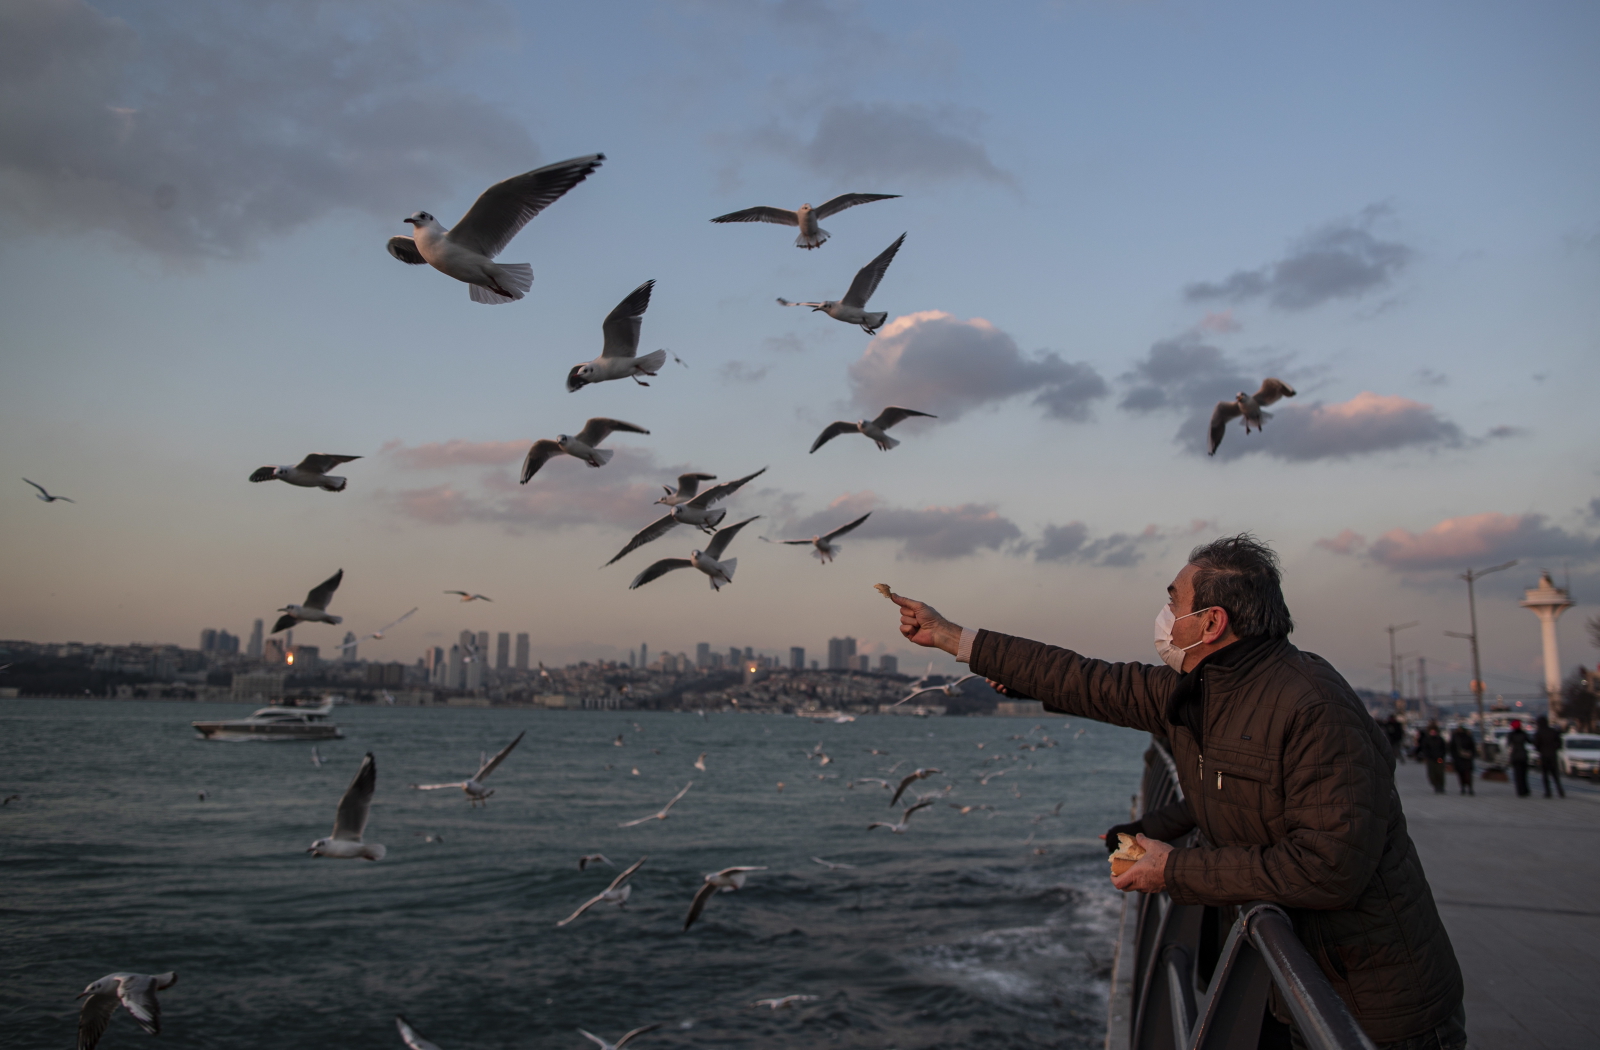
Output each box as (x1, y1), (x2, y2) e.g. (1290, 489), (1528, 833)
(790, 491), (1023, 560)
(849, 311), (1107, 422)
(1184, 206), (1412, 311)
(759, 102), (1011, 186)
(1412, 368), (1448, 387)
(1315, 529), (1366, 555)
(1364, 513), (1600, 574)
(720, 361), (770, 382)
(0, 0), (535, 260)
(1033, 522), (1162, 567)
(1197, 311), (1241, 333)
(381, 439), (528, 469)
(762, 333), (808, 354)
(1485, 425), (1526, 440)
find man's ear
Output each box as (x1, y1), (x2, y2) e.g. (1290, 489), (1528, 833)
(1202, 606), (1231, 644)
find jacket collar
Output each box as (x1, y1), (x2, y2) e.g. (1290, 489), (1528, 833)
(1165, 634), (1289, 747)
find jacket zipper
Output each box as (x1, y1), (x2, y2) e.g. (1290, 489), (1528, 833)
(1216, 770), (1223, 790)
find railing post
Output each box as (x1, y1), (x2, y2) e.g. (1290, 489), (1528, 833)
(1242, 903), (1378, 1050)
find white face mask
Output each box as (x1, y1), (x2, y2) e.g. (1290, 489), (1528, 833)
(1154, 604), (1216, 671)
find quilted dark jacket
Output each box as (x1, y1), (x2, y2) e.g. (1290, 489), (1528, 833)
(969, 630), (1462, 1044)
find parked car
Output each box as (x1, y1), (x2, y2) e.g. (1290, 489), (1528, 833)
(1560, 733), (1600, 780)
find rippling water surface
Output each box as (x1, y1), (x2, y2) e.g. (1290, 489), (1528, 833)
(1, 699), (1143, 1049)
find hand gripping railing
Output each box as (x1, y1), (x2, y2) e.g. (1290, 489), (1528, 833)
(1109, 740), (1377, 1050)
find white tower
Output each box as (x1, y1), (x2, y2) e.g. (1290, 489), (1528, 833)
(1519, 571), (1575, 716)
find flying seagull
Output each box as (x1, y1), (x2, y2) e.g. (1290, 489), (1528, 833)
(578, 1023), (662, 1050)
(655, 472), (718, 507)
(778, 233), (905, 332)
(566, 281), (669, 391)
(307, 752), (385, 860)
(557, 856), (648, 926)
(868, 797), (935, 834)
(248, 454), (361, 492)
(711, 193), (900, 249)
(271, 570), (343, 633)
(23, 478), (74, 503)
(810, 856), (856, 870)
(444, 591), (493, 602)
(752, 995), (821, 1009)
(683, 866), (767, 931)
(77, 972), (177, 1050)
(412, 731), (525, 805)
(521, 417), (650, 482)
(386, 153), (605, 304)
(627, 516), (759, 592)
(889, 768), (943, 807)
(810, 407), (935, 453)
(894, 673), (981, 706)
(605, 469), (766, 566)
(395, 1015), (444, 1050)
(578, 853), (613, 870)
(1208, 378), (1297, 455)
(763, 511), (871, 563)
(337, 607), (418, 651)
(618, 781), (693, 827)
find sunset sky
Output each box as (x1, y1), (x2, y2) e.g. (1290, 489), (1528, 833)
(2, 0), (1597, 697)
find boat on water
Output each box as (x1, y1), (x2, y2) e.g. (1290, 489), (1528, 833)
(192, 700), (343, 741)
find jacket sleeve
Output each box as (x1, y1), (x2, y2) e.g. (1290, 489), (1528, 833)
(967, 629), (1176, 735)
(1141, 798), (1198, 842)
(1164, 699), (1390, 911)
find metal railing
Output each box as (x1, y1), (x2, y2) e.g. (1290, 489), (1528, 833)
(1106, 739), (1377, 1050)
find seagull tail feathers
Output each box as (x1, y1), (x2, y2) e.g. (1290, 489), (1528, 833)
(795, 227), (830, 249)
(589, 448), (614, 467)
(364, 844), (387, 861)
(635, 348), (668, 375)
(863, 311), (888, 333)
(470, 283), (516, 305)
(717, 558), (736, 584)
(319, 476), (347, 492)
(875, 434), (900, 450)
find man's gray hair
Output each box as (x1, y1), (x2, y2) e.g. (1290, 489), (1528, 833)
(1188, 533), (1294, 639)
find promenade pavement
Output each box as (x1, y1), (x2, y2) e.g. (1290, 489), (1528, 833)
(1397, 758), (1600, 1050)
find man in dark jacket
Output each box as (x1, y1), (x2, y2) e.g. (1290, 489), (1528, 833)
(1448, 726), (1476, 795)
(1418, 723), (1449, 794)
(1507, 719), (1532, 797)
(1384, 714), (1407, 763)
(888, 534), (1465, 1049)
(1533, 715), (1565, 798)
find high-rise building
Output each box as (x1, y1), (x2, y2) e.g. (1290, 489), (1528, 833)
(640, 642), (648, 668)
(263, 638), (286, 664)
(696, 642), (711, 668)
(477, 631), (489, 665)
(247, 619), (264, 659)
(341, 631), (358, 663)
(743, 646), (754, 661)
(448, 645), (465, 689)
(426, 646), (446, 686)
(292, 646), (320, 674)
(466, 654), (484, 690)
(827, 637), (856, 670)
(853, 654), (871, 672)
(878, 654), (898, 675)
(200, 628), (218, 652)
(515, 633), (530, 670)
(728, 646), (741, 668)
(790, 646), (806, 671)
(496, 632), (510, 670)
(216, 630), (239, 654)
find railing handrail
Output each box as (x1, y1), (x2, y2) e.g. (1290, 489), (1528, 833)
(1108, 737), (1377, 1050)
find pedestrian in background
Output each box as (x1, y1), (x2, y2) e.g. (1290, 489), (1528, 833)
(1419, 722), (1449, 794)
(1384, 714), (1407, 764)
(1507, 719), (1533, 797)
(1449, 725), (1476, 796)
(1533, 714), (1565, 799)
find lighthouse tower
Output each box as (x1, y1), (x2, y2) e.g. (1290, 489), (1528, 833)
(1519, 571), (1575, 717)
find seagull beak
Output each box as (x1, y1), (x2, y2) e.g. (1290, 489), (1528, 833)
(75, 991), (90, 1000)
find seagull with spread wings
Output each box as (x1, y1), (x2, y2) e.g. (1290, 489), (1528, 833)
(412, 731), (525, 806)
(889, 768), (944, 807)
(810, 406), (935, 453)
(578, 1023), (662, 1050)
(763, 511), (871, 564)
(655, 471), (718, 507)
(868, 797), (936, 834)
(604, 469), (766, 566)
(557, 856), (647, 926)
(778, 233), (905, 332)
(618, 781), (693, 827)
(521, 417), (650, 482)
(683, 866), (767, 931)
(627, 516), (759, 592)
(444, 591), (493, 602)
(386, 154), (604, 304)
(1208, 378), (1296, 455)
(711, 192), (900, 249)
(337, 607), (418, 652)
(76, 972), (178, 1050)
(23, 478), (74, 503)
(271, 570), (343, 633)
(307, 752), (385, 860)
(566, 280), (669, 391)
(248, 454), (361, 492)
(894, 673), (981, 707)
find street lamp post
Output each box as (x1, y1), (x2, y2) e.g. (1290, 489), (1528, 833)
(1446, 560), (1518, 742)
(1386, 621), (1419, 707)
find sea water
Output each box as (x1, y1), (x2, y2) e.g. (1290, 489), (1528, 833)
(0, 699), (1143, 1049)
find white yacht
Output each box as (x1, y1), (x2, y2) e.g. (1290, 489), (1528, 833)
(192, 700), (343, 741)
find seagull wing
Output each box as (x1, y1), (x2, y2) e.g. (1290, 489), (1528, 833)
(841, 233), (905, 308)
(613, 1023), (663, 1048)
(412, 782), (468, 791)
(521, 439), (563, 483)
(578, 1030), (611, 1050)
(606, 855), (648, 892)
(473, 730), (525, 781)
(710, 205), (799, 226)
(894, 686), (940, 707)
(809, 421), (856, 453)
(386, 236), (426, 265)
(249, 466), (277, 483)
(889, 772), (923, 807)
(556, 891), (609, 927)
(577, 417), (650, 446)
(303, 569), (343, 611)
(683, 879), (719, 931)
(687, 467), (767, 508)
(773, 538), (813, 545)
(331, 752), (376, 841)
(715, 866), (768, 877)
(705, 516), (759, 561)
(672, 472), (716, 500)
(270, 614), (297, 634)
(78, 991), (120, 1050)
(813, 192), (901, 219)
(822, 511), (871, 542)
(600, 280), (653, 359)
(872, 407), (936, 430)
(23, 478), (49, 497)
(628, 558), (693, 590)
(904, 797), (936, 820)
(396, 1016), (444, 1050)
(1208, 400), (1242, 455)
(1255, 377), (1296, 405)
(295, 454), (361, 475)
(659, 780), (693, 814)
(605, 514), (679, 567)
(372, 607), (418, 636)
(446, 153), (605, 259)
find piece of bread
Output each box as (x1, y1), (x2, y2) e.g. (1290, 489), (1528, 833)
(873, 583), (893, 599)
(1109, 832), (1147, 877)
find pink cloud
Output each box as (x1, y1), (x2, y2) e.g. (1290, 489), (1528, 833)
(789, 490), (1024, 560)
(1316, 529), (1366, 555)
(1218, 391), (1463, 461)
(1197, 310), (1241, 333)
(1366, 513), (1597, 572)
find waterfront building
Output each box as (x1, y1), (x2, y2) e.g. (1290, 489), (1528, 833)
(448, 644), (464, 690)
(496, 632), (510, 670)
(790, 646), (806, 671)
(828, 637), (856, 670)
(200, 628), (217, 652)
(515, 632), (529, 670)
(696, 642), (711, 668)
(853, 654), (871, 672)
(341, 631), (358, 663)
(878, 654), (898, 674)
